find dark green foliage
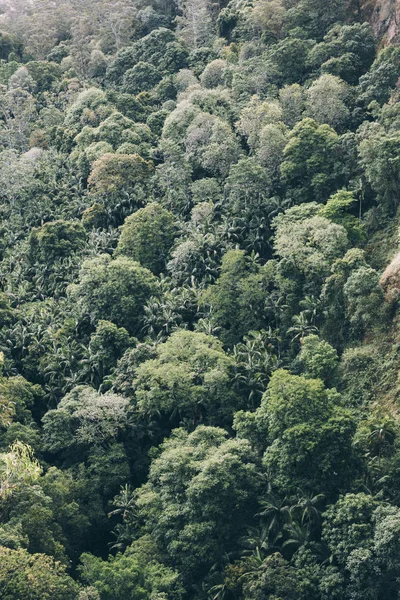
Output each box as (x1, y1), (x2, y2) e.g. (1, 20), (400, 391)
(116, 202), (178, 274)
(0, 31), (23, 60)
(358, 46), (400, 107)
(26, 61), (62, 92)
(201, 250), (268, 346)
(0, 1), (399, 598)
(29, 220), (87, 264)
(281, 118), (346, 203)
(269, 37), (314, 85)
(122, 62), (162, 94)
(237, 370), (358, 495)
(106, 28), (188, 83)
(283, 0), (347, 39)
(69, 255), (158, 333)
(308, 23), (376, 84)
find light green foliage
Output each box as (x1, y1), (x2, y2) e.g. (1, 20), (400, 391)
(245, 0), (285, 42)
(261, 369), (337, 439)
(133, 330), (239, 424)
(0, 442), (42, 500)
(236, 96), (283, 150)
(176, 0), (214, 50)
(0, 546), (78, 600)
(185, 112), (242, 178)
(319, 190), (364, 244)
(69, 254), (158, 333)
(273, 203), (349, 281)
(256, 123), (288, 182)
(116, 203), (178, 274)
(305, 74), (349, 130)
(80, 536), (184, 600)
(200, 59), (227, 89)
(42, 386), (129, 453)
(279, 83), (305, 128)
(224, 156), (272, 213)
(297, 335), (338, 383)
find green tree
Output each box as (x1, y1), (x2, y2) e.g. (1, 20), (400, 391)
(358, 125), (400, 209)
(201, 250), (268, 346)
(318, 190), (364, 244)
(236, 370), (357, 495)
(305, 74), (349, 130)
(358, 46), (400, 107)
(68, 254), (158, 334)
(0, 442), (42, 500)
(80, 536), (184, 600)
(273, 203), (349, 286)
(0, 546), (78, 600)
(135, 426), (261, 581)
(29, 220), (87, 265)
(281, 118), (346, 204)
(297, 334), (338, 384)
(85, 320), (132, 387)
(343, 266), (384, 337)
(307, 22), (376, 84)
(42, 386), (129, 455)
(133, 329), (239, 425)
(242, 552), (311, 600)
(88, 153), (154, 196)
(122, 62), (162, 94)
(116, 202), (178, 274)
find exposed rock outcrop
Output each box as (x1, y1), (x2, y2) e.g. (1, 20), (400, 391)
(362, 0), (400, 45)
(380, 251), (400, 295)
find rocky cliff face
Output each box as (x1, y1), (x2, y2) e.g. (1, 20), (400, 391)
(362, 0), (400, 45)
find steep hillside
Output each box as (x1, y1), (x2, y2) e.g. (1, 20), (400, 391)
(364, 0), (400, 44)
(0, 1), (399, 599)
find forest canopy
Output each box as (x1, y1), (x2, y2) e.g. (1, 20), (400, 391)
(0, 0), (399, 599)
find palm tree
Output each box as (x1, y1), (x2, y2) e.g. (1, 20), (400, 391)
(299, 295), (321, 326)
(287, 312), (318, 342)
(108, 484), (138, 551)
(367, 420), (396, 466)
(289, 488), (325, 534)
(282, 520), (309, 553)
(256, 491), (290, 547)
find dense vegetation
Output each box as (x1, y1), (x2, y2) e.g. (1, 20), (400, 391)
(0, 0), (400, 598)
